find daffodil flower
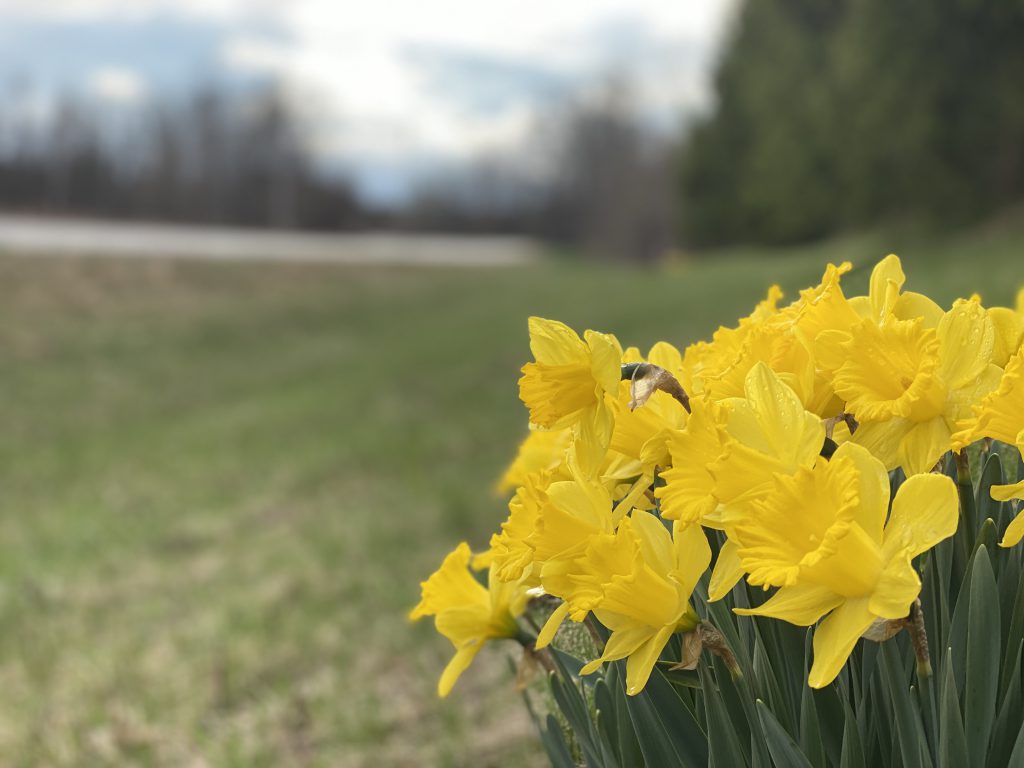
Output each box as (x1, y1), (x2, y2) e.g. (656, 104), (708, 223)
(733, 442), (958, 688)
(518, 316), (622, 430)
(658, 363), (825, 598)
(953, 346), (1024, 545)
(822, 298), (1002, 474)
(575, 514), (711, 695)
(410, 543), (531, 697)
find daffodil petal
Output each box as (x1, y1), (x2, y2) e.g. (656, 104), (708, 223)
(938, 299), (995, 390)
(808, 598), (876, 689)
(625, 625), (675, 696)
(869, 553), (920, 620)
(1001, 509), (1024, 548)
(734, 584), (843, 626)
(883, 473), (959, 560)
(586, 329), (624, 393)
(893, 291), (943, 328)
(868, 254), (906, 322)
(898, 417), (952, 476)
(992, 480), (1024, 502)
(528, 317), (587, 365)
(672, 521), (712, 597)
(536, 602), (571, 649)
(438, 642), (483, 697)
(580, 623), (653, 676)
(851, 418), (911, 472)
(708, 538), (744, 601)
(990, 307), (1024, 367)
(832, 442), (889, 543)
(647, 341), (683, 372)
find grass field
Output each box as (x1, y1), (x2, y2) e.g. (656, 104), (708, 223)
(0, 222), (1020, 766)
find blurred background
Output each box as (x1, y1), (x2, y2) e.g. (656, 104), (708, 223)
(0, 0), (1021, 765)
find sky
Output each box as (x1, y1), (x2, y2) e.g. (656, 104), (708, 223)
(0, 0), (737, 204)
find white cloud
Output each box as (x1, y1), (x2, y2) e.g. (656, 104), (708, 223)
(88, 66), (146, 103)
(221, 35), (292, 74)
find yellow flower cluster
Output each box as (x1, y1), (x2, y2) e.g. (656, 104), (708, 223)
(412, 255), (1024, 696)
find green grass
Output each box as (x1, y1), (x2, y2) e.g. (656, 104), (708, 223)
(0, 222), (1019, 765)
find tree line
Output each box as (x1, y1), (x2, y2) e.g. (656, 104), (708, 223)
(679, 0), (1024, 247)
(0, 85), (363, 230)
(0, 79), (676, 261)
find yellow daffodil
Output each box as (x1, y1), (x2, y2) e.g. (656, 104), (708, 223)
(411, 543), (530, 697)
(577, 514), (711, 695)
(733, 442), (958, 687)
(518, 317), (623, 430)
(953, 346), (1024, 546)
(659, 363), (824, 524)
(823, 298), (1002, 474)
(658, 363), (825, 598)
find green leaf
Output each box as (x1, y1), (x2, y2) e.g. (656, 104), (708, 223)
(972, 518), (997, 560)
(1008, 719), (1024, 768)
(976, 452), (1005, 528)
(594, 679), (619, 761)
(606, 665), (643, 768)
(879, 639), (926, 768)
(990, 641), (1024, 768)
(799, 631), (826, 767)
(964, 545), (1000, 762)
(749, 617), (793, 733)
(709, 654), (753, 751)
(548, 673), (603, 767)
(948, 545), (978, 694)
(622, 664), (708, 768)
(956, 450), (978, 547)
(915, 662), (939, 765)
(656, 663), (701, 690)
(540, 713), (577, 768)
(1002, 566), (1024, 695)
(700, 663), (748, 768)
(840, 697), (865, 768)
(756, 699), (813, 768)
(939, 651), (969, 768)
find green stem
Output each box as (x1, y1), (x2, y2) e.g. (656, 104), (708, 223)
(956, 449), (977, 551)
